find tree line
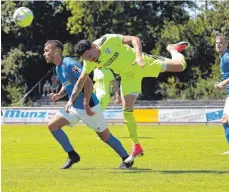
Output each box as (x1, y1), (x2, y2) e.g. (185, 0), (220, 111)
(1, 1), (228, 106)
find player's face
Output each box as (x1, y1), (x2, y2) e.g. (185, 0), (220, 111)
(81, 48), (99, 62)
(216, 37), (228, 53)
(43, 44), (55, 63)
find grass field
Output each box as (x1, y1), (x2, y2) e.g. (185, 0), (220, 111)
(1, 124), (229, 192)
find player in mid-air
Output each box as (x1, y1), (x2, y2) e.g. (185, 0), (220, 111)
(66, 34), (189, 163)
(43, 40), (134, 169)
(214, 35), (229, 155)
(93, 67), (121, 111)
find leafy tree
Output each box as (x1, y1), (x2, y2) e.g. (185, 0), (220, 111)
(1, 1), (75, 106)
(155, 1), (228, 99)
(64, 0), (195, 99)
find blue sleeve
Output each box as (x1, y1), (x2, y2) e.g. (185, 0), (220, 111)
(225, 53), (229, 70)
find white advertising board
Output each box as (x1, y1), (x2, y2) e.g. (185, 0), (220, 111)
(159, 108), (206, 122)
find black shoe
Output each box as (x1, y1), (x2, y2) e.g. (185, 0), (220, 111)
(61, 151), (80, 169)
(119, 160), (134, 169)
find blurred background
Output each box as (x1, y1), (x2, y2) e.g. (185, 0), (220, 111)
(1, 0), (229, 107)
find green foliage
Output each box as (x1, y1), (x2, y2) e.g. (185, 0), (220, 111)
(155, 2), (229, 100)
(63, 42), (74, 56)
(1, 1), (75, 106)
(1, 1), (228, 105)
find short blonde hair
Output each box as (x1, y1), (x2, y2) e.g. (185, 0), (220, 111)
(216, 35), (228, 42)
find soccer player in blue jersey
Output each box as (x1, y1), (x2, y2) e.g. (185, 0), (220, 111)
(214, 35), (229, 155)
(43, 40), (133, 169)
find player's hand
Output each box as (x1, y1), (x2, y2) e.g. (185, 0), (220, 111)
(49, 93), (60, 101)
(84, 104), (95, 116)
(214, 81), (225, 90)
(135, 56), (145, 68)
(65, 100), (73, 113)
(114, 95), (122, 104)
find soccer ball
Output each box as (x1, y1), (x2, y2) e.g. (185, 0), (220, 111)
(13, 7), (33, 27)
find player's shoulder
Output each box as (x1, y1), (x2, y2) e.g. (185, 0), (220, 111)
(63, 57), (81, 66)
(93, 34), (123, 47)
(224, 51), (229, 57)
(223, 51), (229, 61)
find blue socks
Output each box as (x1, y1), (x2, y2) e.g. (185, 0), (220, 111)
(51, 129), (73, 152)
(105, 134), (128, 159)
(222, 123), (229, 143)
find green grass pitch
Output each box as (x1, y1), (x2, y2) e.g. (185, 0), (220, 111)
(1, 124), (229, 192)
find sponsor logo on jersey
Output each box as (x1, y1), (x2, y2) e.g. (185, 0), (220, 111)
(103, 52), (119, 67)
(105, 48), (111, 54)
(72, 66), (81, 73)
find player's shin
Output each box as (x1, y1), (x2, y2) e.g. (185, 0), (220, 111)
(105, 134), (129, 159)
(51, 129), (74, 152)
(123, 108), (139, 144)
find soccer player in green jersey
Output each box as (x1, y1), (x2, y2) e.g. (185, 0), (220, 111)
(93, 67), (121, 111)
(66, 34), (189, 163)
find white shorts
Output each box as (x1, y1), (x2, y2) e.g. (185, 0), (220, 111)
(56, 104), (108, 132)
(223, 97), (229, 117)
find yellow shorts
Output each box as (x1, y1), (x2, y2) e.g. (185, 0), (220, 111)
(120, 54), (166, 96)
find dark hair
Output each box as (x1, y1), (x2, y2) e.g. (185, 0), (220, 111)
(74, 40), (92, 56)
(45, 40), (64, 52)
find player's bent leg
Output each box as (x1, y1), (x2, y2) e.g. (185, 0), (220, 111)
(164, 58), (187, 72)
(48, 111), (81, 169)
(164, 41), (189, 72)
(96, 128), (134, 168)
(221, 114), (229, 155)
(79, 104), (133, 168)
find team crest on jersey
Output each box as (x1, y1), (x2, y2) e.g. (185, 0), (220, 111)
(72, 66), (81, 73)
(105, 48), (111, 54)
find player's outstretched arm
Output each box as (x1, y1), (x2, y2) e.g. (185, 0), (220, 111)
(65, 71), (89, 113)
(83, 77), (95, 116)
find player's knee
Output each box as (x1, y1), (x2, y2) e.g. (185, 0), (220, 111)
(122, 107), (134, 116)
(122, 107), (135, 123)
(97, 129), (110, 141)
(222, 114), (228, 124)
(48, 122), (58, 132)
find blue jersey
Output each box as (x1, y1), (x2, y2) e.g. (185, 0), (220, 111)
(220, 51), (229, 96)
(56, 57), (99, 109)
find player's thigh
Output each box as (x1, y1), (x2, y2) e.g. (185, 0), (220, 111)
(141, 54), (165, 77)
(120, 76), (142, 97)
(49, 108), (81, 130)
(121, 94), (138, 109)
(48, 115), (70, 131)
(72, 104), (108, 132)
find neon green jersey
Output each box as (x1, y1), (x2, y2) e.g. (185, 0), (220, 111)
(93, 68), (115, 99)
(82, 34), (136, 76)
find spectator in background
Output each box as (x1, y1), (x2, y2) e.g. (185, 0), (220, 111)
(51, 73), (58, 83)
(42, 80), (51, 97)
(51, 73), (60, 93)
